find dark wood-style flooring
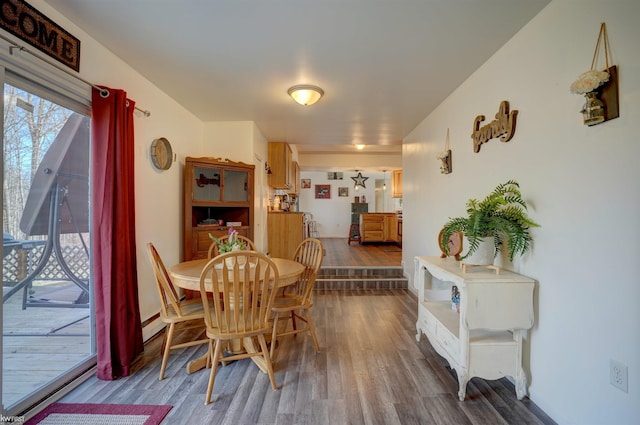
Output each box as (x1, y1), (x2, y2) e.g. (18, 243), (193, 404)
(53, 238), (554, 424)
(319, 238), (402, 267)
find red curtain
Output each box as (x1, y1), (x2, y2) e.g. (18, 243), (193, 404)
(91, 86), (144, 380)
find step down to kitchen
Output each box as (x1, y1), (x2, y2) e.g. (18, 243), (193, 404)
(315, 266), (408, 290)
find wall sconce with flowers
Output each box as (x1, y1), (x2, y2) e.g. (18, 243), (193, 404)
(570, 22), (619, 126)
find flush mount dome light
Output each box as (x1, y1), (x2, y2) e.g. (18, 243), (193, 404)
(288, 84), (324, 106)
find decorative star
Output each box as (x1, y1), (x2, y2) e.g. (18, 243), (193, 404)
(351, 172), (369, 188)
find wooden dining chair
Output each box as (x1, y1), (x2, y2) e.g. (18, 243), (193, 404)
(199, 250), (280, 405)
(207, 235), (256, 258)
(146, 243), (208, 380)
(270, 238), (323, 362)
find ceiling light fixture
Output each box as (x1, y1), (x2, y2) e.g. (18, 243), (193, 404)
(287, 84), (324, 106)
(355, 144), (365, 150)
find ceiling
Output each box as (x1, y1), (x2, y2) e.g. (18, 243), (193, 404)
(44, 0), (549, 158)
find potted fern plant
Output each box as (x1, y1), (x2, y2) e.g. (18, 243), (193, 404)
(441, 180), (539, 264)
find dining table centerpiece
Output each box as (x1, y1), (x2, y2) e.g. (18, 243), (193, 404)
(209, 226), (246, 253)
(209, 227), (247, 267)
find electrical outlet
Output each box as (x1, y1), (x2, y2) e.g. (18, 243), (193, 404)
(610, 359), (628, 393)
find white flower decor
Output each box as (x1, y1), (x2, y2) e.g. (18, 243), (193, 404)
(570, 70), (610, 94)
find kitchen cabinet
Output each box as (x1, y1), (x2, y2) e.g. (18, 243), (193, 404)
(414, 256), (534, 401)
(268, 142), (293, 189)
(288, 161), (300, 195)
(392, 170), (403, 198)
(268, 212), (305, 259)
(183, 157), (254, 261)
(359, 213), (397, 243)
(384, 214), (398, 242)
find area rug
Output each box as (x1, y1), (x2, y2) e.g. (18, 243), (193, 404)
(25, 403), (172, 425)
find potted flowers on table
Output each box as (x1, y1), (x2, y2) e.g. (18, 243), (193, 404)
(209, 227), (247, 267)
(209, 226), (246, 253)
(440, 180), (540, 266)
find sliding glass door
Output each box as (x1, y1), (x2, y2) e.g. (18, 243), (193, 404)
(1, 81), (95, 415)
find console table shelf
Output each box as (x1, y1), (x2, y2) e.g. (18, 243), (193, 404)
(414, 256), (535, 401)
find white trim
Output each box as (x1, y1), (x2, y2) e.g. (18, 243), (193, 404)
(0, 32), (90, 113)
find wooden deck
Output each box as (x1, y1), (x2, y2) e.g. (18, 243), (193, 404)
(2, 282), (91, 407)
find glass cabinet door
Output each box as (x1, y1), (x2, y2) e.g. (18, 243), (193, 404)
(192, 166), (221, 202)
(223, 169), (249, 202)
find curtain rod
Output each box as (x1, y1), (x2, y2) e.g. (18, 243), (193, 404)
(0, 33), (151, 117)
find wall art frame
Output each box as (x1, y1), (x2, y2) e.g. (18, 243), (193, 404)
(315, 184), (331, 199)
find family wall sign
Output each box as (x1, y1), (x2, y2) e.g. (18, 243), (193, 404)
(471, 100), (518, 153)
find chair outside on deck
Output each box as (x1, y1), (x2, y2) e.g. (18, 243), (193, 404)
(270, 238), (323, 362)
(207, 235), (256, 258)
(146, 243), (208, 380)
(199, 251), (280, 405)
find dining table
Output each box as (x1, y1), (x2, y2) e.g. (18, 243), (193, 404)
(168, 256), (305, 374)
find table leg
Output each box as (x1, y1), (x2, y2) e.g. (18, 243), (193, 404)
(243, 336), (268, 373)
(186, 353), (209, 374)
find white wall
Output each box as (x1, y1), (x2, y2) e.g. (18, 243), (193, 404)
(253, 124), (270, 253)
(298, 171), (398, 238)
(402, 1), (639, 424)
(298, 171), (358, 238)
(203, 121), (256, 164)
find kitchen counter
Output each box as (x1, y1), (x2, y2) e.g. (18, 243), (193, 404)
(267, 212), (305, 258)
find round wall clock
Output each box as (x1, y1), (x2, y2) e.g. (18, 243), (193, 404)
(438, 228), (463, 260)
(150, 137), (173, 170)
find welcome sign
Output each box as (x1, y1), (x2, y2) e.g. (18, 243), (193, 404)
(0, 0), (80, 71)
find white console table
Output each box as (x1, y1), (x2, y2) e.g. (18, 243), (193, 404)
(414, 256), (535, 401)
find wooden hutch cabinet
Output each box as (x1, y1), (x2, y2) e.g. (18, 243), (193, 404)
(183, 157), (254, 261)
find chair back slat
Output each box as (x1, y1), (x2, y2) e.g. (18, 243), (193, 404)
(288, 238), (323, 301)
(200, 251), (278, 337)
(146, 243), (183, 317)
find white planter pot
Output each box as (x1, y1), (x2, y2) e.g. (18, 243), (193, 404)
(463, 236), (495, 265)
(226, 256), (247, 268)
